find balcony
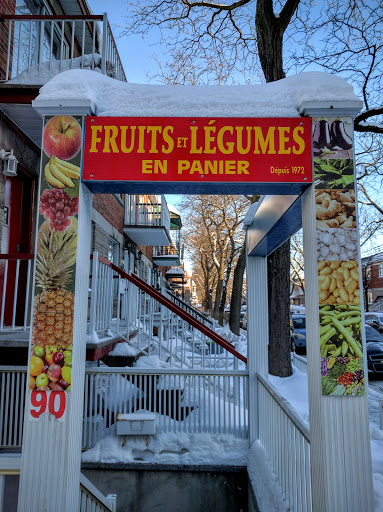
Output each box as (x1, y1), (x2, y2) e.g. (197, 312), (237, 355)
(0, 13), (126, 146)
(153, 244), (180, 267)
(1, 14), (126, 83)
(124, 195), (171, 247)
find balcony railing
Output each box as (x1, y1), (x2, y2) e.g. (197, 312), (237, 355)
(1, 14), (126, 82)
(124, 195), (171, 246)
(125, 195), (170, 229)
(154, 246), (178, 257)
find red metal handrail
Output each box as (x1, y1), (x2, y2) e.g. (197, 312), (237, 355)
(92, 254), (247, 364)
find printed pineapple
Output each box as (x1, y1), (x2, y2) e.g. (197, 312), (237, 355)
(32, 228), (77, 351)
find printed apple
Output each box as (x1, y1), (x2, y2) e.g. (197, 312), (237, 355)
(49, 382), (64, 391)
(47, 364), (62, 382)
(43, 115), (82, 160)
(36, 373), (49, 388)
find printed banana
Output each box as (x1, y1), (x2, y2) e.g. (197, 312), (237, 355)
(52, 156), (81, 178)
(44, 162), (65, 189)
(49, 160), (75, 188)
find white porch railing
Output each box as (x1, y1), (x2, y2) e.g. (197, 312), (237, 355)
(0, 366), (27, 448)
(0, 254), (34, 332)
(83, 367), (248, 449)
(1, 14), (126, 82)
(80, 473), (116, 511)
(0, 366), (248, 451)
(89, 253), (245, 370)
(257, 373), (312, 512)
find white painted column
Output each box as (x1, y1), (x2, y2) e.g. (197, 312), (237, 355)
(301, 100), (374, 511)
(246, 250), (269, 444)
(18, 104), (93, 512)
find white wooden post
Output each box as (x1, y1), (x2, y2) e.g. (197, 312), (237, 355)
(301, 101), (374, 511)
(246, 252), (269, 444)
(18, 103), (93, 512)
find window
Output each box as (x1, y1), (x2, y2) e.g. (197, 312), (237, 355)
(379, 264), (383, 278)
(366, 266), (371, 280)
(292, 317), (306, 329)
(108, 237), (120, 293)
(108, 237), (119, 265)
(11, 2), (69, 79)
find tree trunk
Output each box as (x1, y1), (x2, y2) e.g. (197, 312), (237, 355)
(268, 240), (292, 376)
(229, 244), (246, 335)
(213, 278), (223, 321)
(255, 0), (299, 377)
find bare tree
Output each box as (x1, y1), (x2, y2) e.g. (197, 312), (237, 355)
(179, 195), (249, 324)
(289, 0), (383, 231)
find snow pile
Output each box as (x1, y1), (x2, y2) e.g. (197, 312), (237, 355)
(7, 54), (103, 85)
(268, 367), (309, 426)
(35, 69), (361, 118)
(109, 341), (139, 356)
(247, 441), (289, 512)
(82, 432), (248, 466)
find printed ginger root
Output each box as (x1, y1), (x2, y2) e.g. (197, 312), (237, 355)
(315, 189), (356, 228)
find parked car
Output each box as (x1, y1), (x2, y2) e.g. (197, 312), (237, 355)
(291, 315), (306, 353)
(365, 312), (383, 334)
(290, 305), (305, 315)
(366, 324), (383, 376)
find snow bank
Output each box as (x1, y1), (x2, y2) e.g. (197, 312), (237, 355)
(8, 54), (102, 85)
(247, 441), (289, 512)
(268, 367), (310, 426)
(82, 432), (248, 466)
(109, 341), (139, 356)
(35, 70), (360, 118)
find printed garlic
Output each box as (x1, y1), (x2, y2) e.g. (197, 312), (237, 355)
(316, 227), (358, 261)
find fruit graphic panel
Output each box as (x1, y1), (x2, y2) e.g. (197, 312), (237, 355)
(313, 117), (353, 160)
(317, 261), (360, 306)
(29, 115), (82, 397)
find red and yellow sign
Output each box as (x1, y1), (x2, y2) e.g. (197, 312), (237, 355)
(83, 117), (312, 183)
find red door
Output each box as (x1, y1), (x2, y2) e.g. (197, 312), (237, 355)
(1, 167), (34, 325)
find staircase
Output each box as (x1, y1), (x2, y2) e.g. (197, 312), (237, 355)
(89, 252), (247, 369)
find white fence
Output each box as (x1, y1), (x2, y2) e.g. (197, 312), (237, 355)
(3, 14), (126, 82)
(0, 255), (34, 332)
(257, 373), (312, 512)
(0, 366), (248, 451)
(83, 367), (249, 449)
(0, 366), (27, 448)
(80, 473), (116, 512)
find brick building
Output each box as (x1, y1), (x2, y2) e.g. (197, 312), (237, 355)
(361, 250), (383, 310)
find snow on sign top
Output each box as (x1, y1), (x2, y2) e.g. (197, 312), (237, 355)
(36, 69), (360, 118)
